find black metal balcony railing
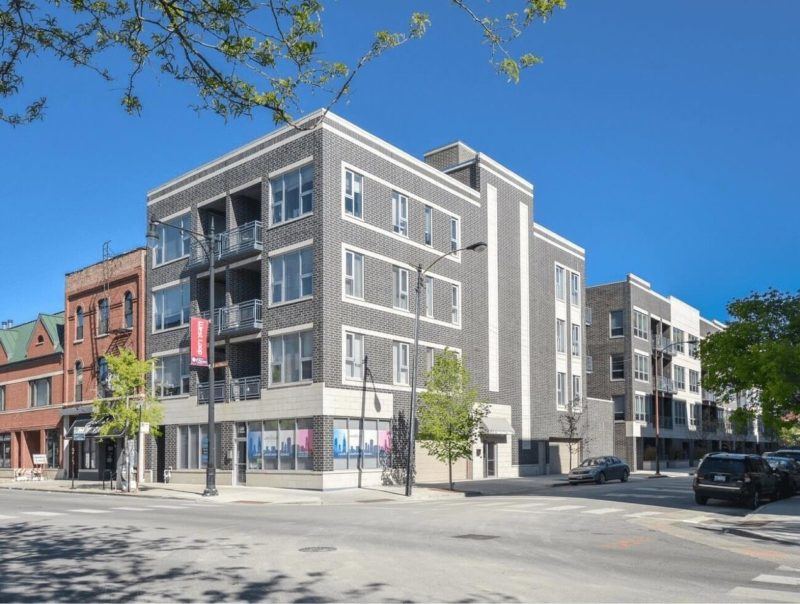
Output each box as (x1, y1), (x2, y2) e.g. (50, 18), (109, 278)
(188, 221), (263, 268)
(197, 381), (227, 404)
(200, 299), (263, 337)
(656, 376), (677, 394)
(198, 375), (261, 404)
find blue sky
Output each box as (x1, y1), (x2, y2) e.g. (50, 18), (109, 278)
(1, 1), (798, 323)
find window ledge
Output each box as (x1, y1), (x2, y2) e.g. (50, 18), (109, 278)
(73, 339), (84, 345)
(269, 212), (313, 229)
(268, 380), (313, 389)
(153, 255), (190, 270)
(152, 324), (189, 335)
(269, 296), (313, 309)
(158, 394), (190, 401)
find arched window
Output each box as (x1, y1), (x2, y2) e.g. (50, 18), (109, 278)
(98, 299), (109, 336)
(36, 335), (44, 345)
(75, 307), (84, 340)
(75, 361), (83, 401)
(123, 292), (134, 329)
(97, 357), (109, 398)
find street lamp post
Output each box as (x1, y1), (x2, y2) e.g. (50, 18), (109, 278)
(404, 241), (487, 497)
(147, 216), (219, 497)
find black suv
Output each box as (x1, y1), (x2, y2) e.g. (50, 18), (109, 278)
(772, 449), (800, 463)
(693, 453), (779, 509)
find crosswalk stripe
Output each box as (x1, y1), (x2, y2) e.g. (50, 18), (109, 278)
(634, 488), (688, 494)
(681, 516), (712, 524)
(0, 514), (18, 520)
(147, 505), (187, 510)
(776, 566), (800, 573)
(545, 505), (585, 511)
(753, 575), (800, 587)
(625, 511), (663, 518)
(729, 586), (800, 602)
(69, 509), (110, 514)
(23, 511), (62, 517)
(112, 507), (148, 511)
(582, 508), (623, 515)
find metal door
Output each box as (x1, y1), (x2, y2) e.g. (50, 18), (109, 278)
(484, 442), (496, 477)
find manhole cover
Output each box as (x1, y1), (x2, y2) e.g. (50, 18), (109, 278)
(299, 546), (337, 553)
(453, 534), (499, 541)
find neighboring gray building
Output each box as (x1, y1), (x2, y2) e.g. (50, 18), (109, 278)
(145, 110), (595, 489)
(586, 274), (773, 471)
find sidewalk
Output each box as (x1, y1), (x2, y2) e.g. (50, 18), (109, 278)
(0, 478), (465, 505)
(701, 496), (800, 547)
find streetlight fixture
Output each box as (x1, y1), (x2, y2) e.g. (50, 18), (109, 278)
(147, 216), (220, 497)
(405, 241), (488, 497)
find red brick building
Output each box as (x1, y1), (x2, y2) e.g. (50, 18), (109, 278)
(62, 248), (147, 480)
(0, 313), (66, 478)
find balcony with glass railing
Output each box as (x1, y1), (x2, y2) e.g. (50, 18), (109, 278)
(200, 299), (263, 337)
(655, 376), (677, 394)
(652, 335), (675, 356)
(188, 221), (263, 268)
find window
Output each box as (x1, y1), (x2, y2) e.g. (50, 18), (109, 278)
(689, 404), (699, 427)
(424, 206), (433, 246)
(634, 353), (650, 382)
(154, 353), (190, 396)
(152, 213), (191, 266)
(612, 395), (625, 421)
(153, 282), (190, 331)
(556, 319), (566, 354)
(75, 306), (84, 340)
(74, 361), (83, 401)
(572, 375), (582, 404)
(451, 284), (461, 324)
(270, 247), (313, 304)
(344, 170), (363, 219)
(689, 369), (700, 393)
(424, 276), (434, 318)
(634, 394), (647, 422)
(392, 266), (409, 311)
(97, 357), (110, 397)
(80, 439), (96, 470)
(334, 417), (392, 470)
(392, 192), (408, 236)
(570, 272), (580, 306)
(633, 310), (649, 340)
(0, 434), (10, 468)
(271, 164), (314, 224)
(556, 372), (566, 408)
(393, 341), (410, 385)
(688, 337), (699, 357)
(97, 298), (109, 335)
(123, 292), (134, 329)
(674, 366), (686, 390)
(46, 429), (59, 468)
(555, 266), (566, 301)
(344, 332), (364, 381)
(0, 386), (4, 411)
(673, 327), (685, 353)
(674, 400), (687, 425)
(425, 347), (436, 372)
(30, 378), (51, 407)
(270, 331), (313, 385)
(450, 217), (460, 252)
(571, 323), (581, 357)
(344, 250), (363, 299)
(610, 354), (625, 380)
(609, 310), (624, 337)
(177, 424), (222, 470)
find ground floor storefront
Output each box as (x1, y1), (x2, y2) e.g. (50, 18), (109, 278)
(0, 407), (63, 479)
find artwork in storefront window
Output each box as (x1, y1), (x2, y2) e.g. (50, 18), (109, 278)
(263, 421), (278, 470)
(248, 422), (262, 470)
(296, 420), (313, 470)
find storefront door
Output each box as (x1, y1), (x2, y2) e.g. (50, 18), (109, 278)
(235, 424), (247, 485)
(483, 442), (496, 477)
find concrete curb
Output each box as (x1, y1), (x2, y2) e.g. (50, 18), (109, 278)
(2, 484), (200, 503)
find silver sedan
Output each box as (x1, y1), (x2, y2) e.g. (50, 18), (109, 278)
(568, 456), (630, 485)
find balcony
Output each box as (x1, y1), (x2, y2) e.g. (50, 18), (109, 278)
(197, 381), (227, 404)
(201, 300), (263, 337)
(188, 221), (263, 268)
(702, 389), (717, 403)
(198, 375), (261, 404)
(658, 415), (674, 430)
(652, 335), (675, 356)
(655, 376), (677, 394)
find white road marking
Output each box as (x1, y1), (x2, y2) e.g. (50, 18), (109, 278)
(604, 493), (634, 498)
(634, 487), (689, 494)
(729, 586), (800, 602)
(0, 514), (18, 520)
(69, 509), (110, 514)
(147, 505), (187, 510)
(496, 502), (549, 510)
(776, 566), (800, 573)
(545, 505), (585, 511)
(582, 508), (623, 515)
(628, 494), (670, 499)
(625, 511), (663, 518)
(681, 516), (712, 524)
(753, 575), (800, 587)
(112, 507), (148, 511)
(22, 511), (62, 517)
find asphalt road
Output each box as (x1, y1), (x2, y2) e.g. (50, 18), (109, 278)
(1, 475), (798, 602)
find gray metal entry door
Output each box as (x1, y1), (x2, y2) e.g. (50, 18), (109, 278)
(484, 442), (496, 477)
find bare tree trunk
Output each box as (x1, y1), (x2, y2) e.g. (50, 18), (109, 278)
(448, 450), (453, 490)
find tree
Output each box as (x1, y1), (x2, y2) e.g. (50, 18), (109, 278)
(418, 349), (488, 490)
(1, 0), (566, 125)
(728, 406), (756, 453)
(558, 397), (590, 472)
(92, 348), (163, 490)
(778, 414), (800, 447)
(700, 290), (800, 431)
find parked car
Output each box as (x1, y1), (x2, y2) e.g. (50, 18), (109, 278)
(693, 453), (780, 509)
(568, 456), (630, 485)
(764, 456), (800, 497)
(772, 449), (800, 463)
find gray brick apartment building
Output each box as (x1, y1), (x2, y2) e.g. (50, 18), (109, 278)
(145, 110), (607, 489)
(586, 274), (773, 471)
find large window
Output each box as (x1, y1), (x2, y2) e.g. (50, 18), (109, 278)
(392, 266), (409, 310)
(46, 429), (59, 468)
(0, 434), (10, 468)
(271, 164), (314, 224)
(424, 206), (433, 246)
(75, 306), (84, 340)
(634, 394), (647, 422)
(153, 282), (190, 331)
(393, 341), (409, 385)
(80, 439), (96, 470)
(177, 424), (222, 470)
(425, 276), (434, 318)
(571, 323), (581, 357)
(570, 272), (580, 306)
(392, 192), (408, 236)
(556, 319), (566, 354)
(674, 400), (687, 425)
(154, 353), (190, 396)
(247, 418), (315, 471)
(450, 217), (460, 252)
(74, 361), (83, 401)
(344, 170), (363, 219)
(97, 298), (109, 335)
(612, 395), (625, 421)
(344, 250), (363, 299)
(451, 284), (460, 325)
(270, 247), (313, 304)
(153, 213), (190, 266)
(0, 385), (4, 411)
(333, 417), (392, 470)
(689, 404), (699, 427)
(556, 372), (566, 408)
(689, 369), (700, 393)
(124, 292), (134, 329)
(344, 332), (364, 380)
(634, 353), (650, 382)
(633, 310), (649, 340)
(688, 337), (699, 357)
(673, 327), (685, 353)
(674, 365), (686, 390)
(555, 266), (566, 301)
(97, 357), (110, 397)
(609, 310), (624, 337)
(610, 354), (625, 380)
(270, 331), (313, 385)
(572, 375), (582, 404)
(30, 378), (51, 407)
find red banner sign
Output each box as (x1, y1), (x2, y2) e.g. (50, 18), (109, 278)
(190, 317), (209, 367)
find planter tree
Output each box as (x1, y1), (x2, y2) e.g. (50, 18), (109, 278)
(418, 349), (488, 490)
(558, 397), (591, 472)
(92, 349), (164, 491)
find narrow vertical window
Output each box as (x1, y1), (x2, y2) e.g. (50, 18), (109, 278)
(572, 375), (582, 405)
(449, 217), (460, 252)
(571, 323), (581, 356)
(555, 266), (566, 301)
(344, 170), (363, 219)
(451, 284), (460, 325)
(393, 342), (410, 385)
(392, 192), (408, 236)
(344, 250), (363, 299)
(75, 361), (83, 401)
(556, 319), (566, 354)
(424, 206), (433, 246)
(609, 310), (624, 337)
(344, 332), (364, 380)
(98, 298), (109, 335)
(75, 306), (84, 340)
(425, 276), (434, 318)
(570, 272), (580, 306)
(123, 291), (134, 329)
(556, 372), (566, 408)
(392, 266), (409, 310)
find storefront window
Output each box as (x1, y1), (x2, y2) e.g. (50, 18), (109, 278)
(263, 421), (278, 470)
(279, 419), (295, 470)
(332, 418), (392, 470)
(46, 429), (59, 468)
(80, 439), (97, 470)
(248, 422), (262, 470)
(296, 419), (313, 471)
(0, 434), (10, 468)
(177, 424), (221, 470)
